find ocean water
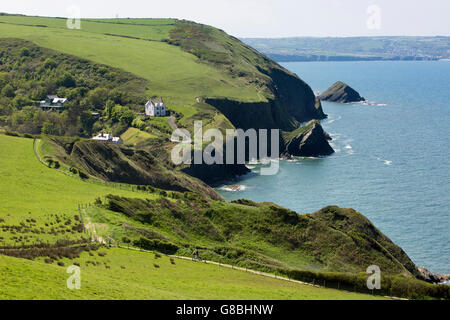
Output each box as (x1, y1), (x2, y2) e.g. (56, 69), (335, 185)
(217, 61), (450, 275)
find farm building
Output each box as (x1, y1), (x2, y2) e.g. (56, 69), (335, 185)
(38, 95), (68, 111)
(145, 98), (166, 117)
(92, 132), (123, 145)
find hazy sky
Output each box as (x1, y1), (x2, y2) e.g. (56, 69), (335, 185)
(1, 0), (449, 38)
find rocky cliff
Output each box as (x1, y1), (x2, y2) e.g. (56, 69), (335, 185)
(282, 120), (335, 158)
(319, 81), (365, 103)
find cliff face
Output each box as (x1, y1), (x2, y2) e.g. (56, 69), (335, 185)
(262, 66), (327, 123)
(170, 20), (326, 132)
(204, 67), (327, 132)
(319, 81), (365, 103)
(282, 120), (335, 157)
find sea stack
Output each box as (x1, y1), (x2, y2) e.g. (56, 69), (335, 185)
(318, 81), (365, 103)
(283, 120), (335, 158)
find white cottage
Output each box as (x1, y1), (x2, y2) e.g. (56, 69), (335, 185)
(39, 95), (68, 111)
(145, 98), (166, 117)
(92, 132), (123, 145)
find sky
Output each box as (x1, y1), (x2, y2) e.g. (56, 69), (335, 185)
(1, 0), (449, 38)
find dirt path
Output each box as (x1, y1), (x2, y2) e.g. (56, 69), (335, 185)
(168, 116), (191, 142)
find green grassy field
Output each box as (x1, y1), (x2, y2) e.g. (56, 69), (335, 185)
(0, 16), (263, 105)
(0, 134), (157, 244)
(0, 247), (383, 300)
(121, 127), (157, 147)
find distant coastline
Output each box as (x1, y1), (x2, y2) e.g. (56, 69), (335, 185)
(242, 36), (450, 63)
(265, 54), (442, 63)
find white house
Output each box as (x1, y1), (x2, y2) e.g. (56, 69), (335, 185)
(145, 98), (166, 117)
(92, 132), (123, 145)
(39, 95), (68, 111)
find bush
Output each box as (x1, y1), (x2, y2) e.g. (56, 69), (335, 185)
(78, 170), (88, 180)
(55, 73), (76, 88)
(1, 84), (15, 98)
(279, 268), (450, 300)
(20, 48), (30, 57)
(133, 237), (179, 254)
(4, 130), (19, 136)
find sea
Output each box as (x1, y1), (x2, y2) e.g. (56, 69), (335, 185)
(217, 61), (450, 276)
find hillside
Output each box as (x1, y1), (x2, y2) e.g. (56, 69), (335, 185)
(0, 133), (385, 300)
(1, 16), (449, 300)
(0, 15), (325, 135)
(1, 133), (448, 299)
(0, 15), (330, 183)
(1, 248), (381, 300)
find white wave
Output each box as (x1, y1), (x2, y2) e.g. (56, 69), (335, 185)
(219, 184), (248, 192)
(326, 115), (342, 124)
(376, 157), (393, 166)
(366, 101), (388, 107)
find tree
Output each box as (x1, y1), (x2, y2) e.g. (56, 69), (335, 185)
(1, 84), (15, 98)
(79, 111), (95, 136)
(41, 120), (57, 135)
(12, 95), (33, 110)
(20, 47), (30, 57)
(87, 87), (108, 109)
(43, 58), (57, 70)
(104, 100), (115, 119)
(56, 73), (76, 88)
(111, 105), (134, 126)
(0, 72), (8, 89)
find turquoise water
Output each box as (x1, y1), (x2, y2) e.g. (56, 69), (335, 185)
(217, 61), (450, 275)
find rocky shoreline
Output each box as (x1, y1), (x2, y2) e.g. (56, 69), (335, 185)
(417, 266), (450, 284)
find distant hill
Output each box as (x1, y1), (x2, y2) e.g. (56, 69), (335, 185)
(242, 36), (450, 62)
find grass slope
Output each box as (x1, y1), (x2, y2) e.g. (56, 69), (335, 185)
(0, 133), (382, 299)
(0, 16), (262, 104)
(0, 134), (154, 238)
(0, 248), (382, 300)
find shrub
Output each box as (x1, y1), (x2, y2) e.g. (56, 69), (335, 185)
(57, 261), (65, 267)
(78, 170), (88, 180)
(98, 251), (107, 257)
(1, 84), (15, 98)
(4, 130), (19, 136)
(20, 48), (30, 57)
(133, 237), (179, 254)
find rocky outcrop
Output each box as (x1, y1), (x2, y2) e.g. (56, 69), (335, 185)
(282, 120), (334, 157)
(417, 266), (450, 284)
(318, 81), (365, 103)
